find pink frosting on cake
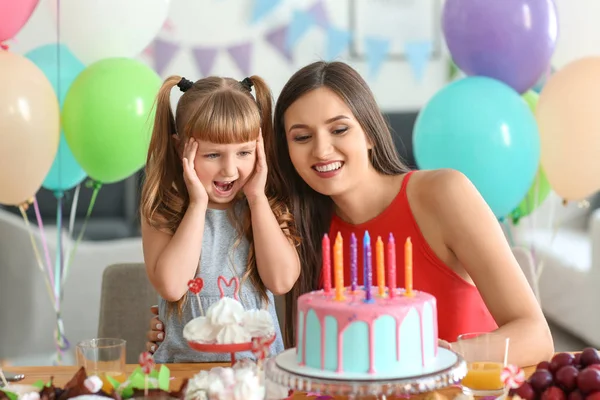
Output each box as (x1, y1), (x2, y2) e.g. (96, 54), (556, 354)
(297, 288), (438, 374)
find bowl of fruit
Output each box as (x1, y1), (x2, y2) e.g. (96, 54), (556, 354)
(509, 348), (600, 400)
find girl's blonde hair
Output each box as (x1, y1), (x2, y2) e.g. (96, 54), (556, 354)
(141, 75), (298, 315)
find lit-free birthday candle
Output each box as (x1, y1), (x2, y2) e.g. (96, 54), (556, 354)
(322, 234), (331, 293)
(363, 231), (373, 302)
(334, 232), (344, 301)
(350, 233), (358, 292)
(387, 233), (396, 298)
(376, 236), (385, 297)
(405, 236), (413, 296)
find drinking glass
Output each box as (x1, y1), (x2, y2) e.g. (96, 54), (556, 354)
(456, 332), (510, 397)
(76, 338), (126, 391)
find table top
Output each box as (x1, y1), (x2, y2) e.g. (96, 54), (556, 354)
(4, 363), (535, 400)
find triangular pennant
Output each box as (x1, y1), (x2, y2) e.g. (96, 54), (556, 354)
(325, 26), (351, 61)
(227, 42), (253, 76)
(250, 0), (283, 23)
(307, 0), (329, 29)
(152, 38), (180, 76)
(404, 40), (432, 82)
(191, 46), (219, 77)
(265, 25), (293, 63)
(364, 37), (391, 79)
(285, 9), (316, 50)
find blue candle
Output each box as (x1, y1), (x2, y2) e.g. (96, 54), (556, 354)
(350, 233), (357, 292)
(363, 231), (373, 302)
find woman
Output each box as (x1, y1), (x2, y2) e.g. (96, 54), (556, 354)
(147, 61), (553, 367)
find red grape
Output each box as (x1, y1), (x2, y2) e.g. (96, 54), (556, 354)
(587, 392), (600, 400)
(542, 386), (566, 400)
(588, 365), (600, 372)
(568, 390), (583, 400)
(537, 361), (552, 371)
(551, 353), (575, 373)
(573, 353), (581, 368)
(515, 382), (536, 400)
(555, 365), (579, 392)
(530, 369), (554, 393)
(577, 367), (600, 394)
(580, 348), (600, 367)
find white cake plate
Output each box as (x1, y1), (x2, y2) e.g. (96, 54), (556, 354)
(265, 347), (467, 399)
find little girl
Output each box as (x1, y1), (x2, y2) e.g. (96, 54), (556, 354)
(140, 74), (300, 363)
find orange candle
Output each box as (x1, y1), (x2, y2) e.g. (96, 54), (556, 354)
(334, 232), (344, 301)
(405, 237), (413, 297)
(376, 236), (385, 297)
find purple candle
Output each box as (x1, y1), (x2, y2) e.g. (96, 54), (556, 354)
(350, 233), (358, 292)
(363, 231), (373, 303)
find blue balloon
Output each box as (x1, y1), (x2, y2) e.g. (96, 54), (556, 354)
(25, 44), (87, 193)
(413, 77), (540, 218)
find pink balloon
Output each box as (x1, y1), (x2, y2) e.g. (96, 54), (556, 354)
(0, 0), (40, 42)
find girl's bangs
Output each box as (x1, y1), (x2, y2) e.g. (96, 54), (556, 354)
(184, 91), (260, 144)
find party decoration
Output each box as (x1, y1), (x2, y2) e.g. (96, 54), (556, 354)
(62, 57), (161, 184)
(250, 0), (283, 24)
(151, 38), (180, 76)
(285, 10), (316, 50)
(188, 277), (205, 316)
(0, 0), (39, 42)
(532, 66), (555, 93)
(510, 167), (551, 224)
(265, 25), (293, 63)
(226, 42), (253, 76)
(325, 26), (352, 61)
(442, 0), (558, 93)
(308, 0), (330, 29)
(387, 234), (396, 298)
(364, 37), (391, 79)
(536, 57), (600, 200)
(501, 364), (525, 389)
(191, 46), (219, 77)
(0, 51), (60, 206)
(405, 40), (432, 82)
(376, 236), (385, 297)
(404, 237), (413, 297)
(25, 44), (87, 193)
(58, 0), (171, 64)
(334, 232), (344, 301)
(363, 231), (373, 303)
(414, 77), (540, 218)
(350, 233), (357, 292)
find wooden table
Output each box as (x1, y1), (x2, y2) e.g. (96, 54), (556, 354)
(4, 363), (535, 399)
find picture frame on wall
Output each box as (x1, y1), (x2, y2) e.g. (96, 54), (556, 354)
(349, 0), (443, 61)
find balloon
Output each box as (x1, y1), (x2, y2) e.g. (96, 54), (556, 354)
(413, 77), (540, 218)
(510, 168), (551, 224)
(58, 0), (171, 64)
(0, 0), (39, 42)
(442, 0), (558, 94)
(62, 58), (161, 184)
(25, 44), (87, 193)
(522, 90), (539, 113)
(536, 57), (600, 200)
(532, 66), (555, 93)
(0, 51), (60, 205)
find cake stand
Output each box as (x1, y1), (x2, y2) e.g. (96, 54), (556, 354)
(187, 334), (276, 364)
(265, 347), (467, 400)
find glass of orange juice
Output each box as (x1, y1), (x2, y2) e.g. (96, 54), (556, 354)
(456, 332), (510, 397)
(76, 338), (127, 392)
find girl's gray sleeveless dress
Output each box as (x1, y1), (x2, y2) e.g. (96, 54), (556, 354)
(153, 206), (285, 363)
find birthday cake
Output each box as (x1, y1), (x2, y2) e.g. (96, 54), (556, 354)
(295, 232), (438, 375)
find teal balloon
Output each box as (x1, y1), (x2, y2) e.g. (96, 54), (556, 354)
(413, 77), (540, 218)
(25, 43), (87, 193)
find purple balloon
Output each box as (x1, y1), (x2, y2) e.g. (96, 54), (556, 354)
(442, 0), (558, 94)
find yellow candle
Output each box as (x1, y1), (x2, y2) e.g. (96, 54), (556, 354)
(334, 232), (344, 301)
(376, 236), (385, 297)
(405, 237), (413, 297)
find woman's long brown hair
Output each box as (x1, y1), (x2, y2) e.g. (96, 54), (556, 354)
(273, 62), (410, 348)
(140, 75), (297, 315)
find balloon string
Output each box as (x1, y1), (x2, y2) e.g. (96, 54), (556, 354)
(63, 181), (102, 283)
(18, 204), (56, 308)
(33, 197), (57, 304)
(55, 192), (63, 302)
(62, 184), (81, 287)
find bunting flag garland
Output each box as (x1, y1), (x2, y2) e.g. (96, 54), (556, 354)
(307, 0), (330, 29)
(250, 0), (283, 24)
(226, 41), (253, 76)
(264, 24), (293, 63)
(404, 40), (432, 82)
(191, 45), (219, 77)
(364, 36), (391, 78)
(152, 38), (180, 76)
(285, 9), (316, 50)
(325, 26), (352, 61)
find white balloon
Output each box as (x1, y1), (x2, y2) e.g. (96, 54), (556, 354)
(58, 0), (171, 64)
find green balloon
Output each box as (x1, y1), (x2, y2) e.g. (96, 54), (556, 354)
(522, 90), (539, 113)
(62, 58), (161, 183)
